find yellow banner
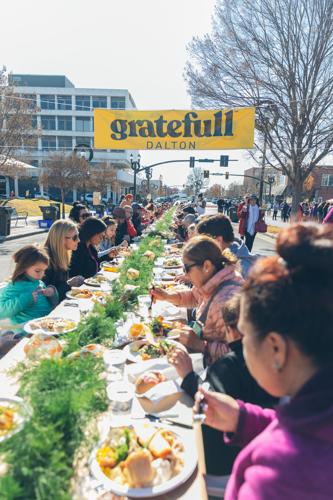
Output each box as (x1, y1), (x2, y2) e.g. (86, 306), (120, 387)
(94, 108), (255, 150)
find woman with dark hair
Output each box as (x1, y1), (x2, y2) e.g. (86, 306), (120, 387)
(69, 203), (91, 225)
(151, 235), (243, 364)
(195, 222), (333, 500)
(237, 194), (263, 251)
(69, 217), (107, 278)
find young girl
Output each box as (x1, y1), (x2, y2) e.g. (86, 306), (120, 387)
(0, 245), (58, 326)
(98, 216), (128, 259)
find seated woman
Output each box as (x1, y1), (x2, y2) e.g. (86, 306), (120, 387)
(68, 203), (91, 225)
(195, 223), (333, 499)
(98, 216), (128, 260)
(44, 220), (85, 301)
(169, 295), (277, 475)
(0, 245), (58, 327)
(151, 235), (243, 364)
(69, 217), (107, 279)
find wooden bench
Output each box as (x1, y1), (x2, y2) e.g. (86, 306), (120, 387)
(10, 208), (28, 226)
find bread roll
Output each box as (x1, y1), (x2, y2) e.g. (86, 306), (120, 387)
(135, 371), (167, 394)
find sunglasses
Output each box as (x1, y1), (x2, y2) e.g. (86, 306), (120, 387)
(184, 261), (201, 273)
(66, 234), (79, 241)
(80, 212), (91, 219)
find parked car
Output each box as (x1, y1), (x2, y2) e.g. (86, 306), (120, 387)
(34, 192), (50, 200)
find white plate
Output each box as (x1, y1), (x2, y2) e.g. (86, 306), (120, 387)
(0, 396), (31, 443)
(66, 289), (109, 300)
(24, 316), (78, 336)
(124, 339), (185, 363)
(89, 423), (197, 498)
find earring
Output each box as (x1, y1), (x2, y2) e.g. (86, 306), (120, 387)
(273, 360), (282, 373)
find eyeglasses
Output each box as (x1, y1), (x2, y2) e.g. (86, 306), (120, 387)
(80, 212), (91, 219)
(184, 262), (201, 274)
(65, 234), (79, 241)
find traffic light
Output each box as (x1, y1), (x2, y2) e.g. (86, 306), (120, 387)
(225, 172), (229, 180)
(220, 155), (229, 167)
(203, 170), (210, 179)
(189, 156), (195, 168)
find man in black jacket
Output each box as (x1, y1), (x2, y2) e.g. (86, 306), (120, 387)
(169, 295), (278, 475)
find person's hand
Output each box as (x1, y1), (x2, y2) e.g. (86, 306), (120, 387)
(67, 276), (85, 287)
(40, 286), (56, 297)
(32, 290), (38, 303)
(174, 273), (191, 285)
(150, 287), (171, 302)
(178, 328), (205, 352)
(108, 248), (118, 258)
(168, 348), (193, 378)
(194, 388), (240, 433)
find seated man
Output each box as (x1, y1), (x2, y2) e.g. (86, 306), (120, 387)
(197, 214), (257, 278)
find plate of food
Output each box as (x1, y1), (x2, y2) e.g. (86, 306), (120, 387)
(84, 275), (110, 287)
(24, 317), (78, 335)
(124, 339), (184, 363)
(66, 288), (109, 301)
(163, 258), (183, 269)
(150, 316), (186, 339)
(0, 397), (31, 443)
(160, 270), (183, 281)
(90, 423), (197, 497)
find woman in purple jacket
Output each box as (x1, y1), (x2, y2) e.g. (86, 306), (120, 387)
(195, 222), (333, 500)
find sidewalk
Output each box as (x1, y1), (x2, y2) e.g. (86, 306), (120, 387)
(0, 216), (48, 243)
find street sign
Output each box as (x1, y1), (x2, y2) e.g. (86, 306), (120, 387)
(220, 155), (229, 167)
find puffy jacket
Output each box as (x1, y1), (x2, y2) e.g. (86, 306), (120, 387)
(0, 276), (56, 325)
(171, 266), (243, 363)
(225, 366), (333, 500)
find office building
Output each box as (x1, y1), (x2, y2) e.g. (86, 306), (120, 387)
(11, 74), (138, 201)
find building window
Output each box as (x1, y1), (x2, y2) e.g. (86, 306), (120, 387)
(22, 93), (37, 110)
(75, 136), (91, 147)
(75, 95), (90, 111)
(76, 117), (91, 132)
(92, 96), (107, 108)
(58, 116), (72, 131)
(41, 116), (56, 130)
(42, 137), (56, 151)
(57, 95), (72, 110)
(31, 116), (38, 129)
(321, 174), (333, 187)
(111, 96), (126, 109)
(40, 95), (55, 110)
(58, 136), (73, 151)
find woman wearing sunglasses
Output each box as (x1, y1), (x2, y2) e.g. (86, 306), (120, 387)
(69, 217), (107, 279)
(151, 235), (243, 364)
(69, 203), (91, 225)
(44, 220), (85, 301)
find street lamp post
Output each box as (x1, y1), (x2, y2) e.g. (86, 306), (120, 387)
(267, 175), (275, 203)
(130, 153), (141, 200)
(145, 167), (152, 194)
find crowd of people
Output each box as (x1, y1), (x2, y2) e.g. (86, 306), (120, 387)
(150, 198), (333, 498)
(0, 194), (169, 353)
(0, 191), (332, 499)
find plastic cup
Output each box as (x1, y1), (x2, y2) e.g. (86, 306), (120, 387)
(103, 349), (126, 382)
(107, 381), (134, 415)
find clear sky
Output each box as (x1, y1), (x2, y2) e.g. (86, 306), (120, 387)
(2, 0), (253, 188)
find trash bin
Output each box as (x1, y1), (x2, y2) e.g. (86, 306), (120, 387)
(0, 206), (13, 236)
(50, 202), (61, 220)
(39, 205), (58, 222)
(229, 207), (239, 223)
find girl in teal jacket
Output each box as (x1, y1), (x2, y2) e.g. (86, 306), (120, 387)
(0, 245), (58, 326)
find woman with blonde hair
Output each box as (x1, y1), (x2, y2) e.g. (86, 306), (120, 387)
(44, 220), (84, 300)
